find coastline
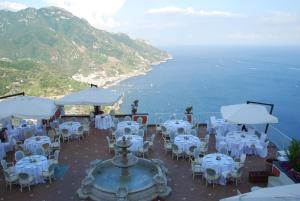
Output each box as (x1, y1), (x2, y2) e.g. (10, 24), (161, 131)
(72, 55), (172, 89)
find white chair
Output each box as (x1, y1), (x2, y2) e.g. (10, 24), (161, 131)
(155, 118), (163, 134)
(18, 172), (34, 192)
(42, 163), (56, 184)
(124, 127), (132, 135)
(177, 127), (185, 135)
(191, 161), (203, 179)
(161, 125), (169, 140)
(61, 129), (70, 143)
(48, 150), (60, 165)
(204, 168), (220, 188)
(146, 133), (155, 150)
(257, 140), (269, 158)
(172, 144), (183, 160)
(3, 171), (18, 191)
(75, 126), (84, 141)
(15, 150), (24, 162)
(1, 159), (15, 175)
(124, 116), (131, 121)
(138, 141), (149, 158)
(228, 167), (244, 186)
(163, 138), (172, 154)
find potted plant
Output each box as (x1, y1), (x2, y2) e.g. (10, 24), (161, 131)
(131, 100), (139, 114)
(287, 140), (300, 173)
(185, 106), (193, 123)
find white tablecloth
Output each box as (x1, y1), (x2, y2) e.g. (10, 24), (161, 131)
(174, 135), (201, 153)
(15, 155), (48, 184)
(117, 121), (140, 134)
(225, 131), (260, 157)
(7, 125), (39, 141)
(163, 120), (192, 134)
(0, 143), (6, 159)
(59, 121), (81, 136)
(95, 115), (113, 129)
(117, 135), (143, 152)
(24, 136), (51, 154)
(202, 153), (235, 185)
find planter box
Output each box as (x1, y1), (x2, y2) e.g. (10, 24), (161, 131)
(249, 171), (270, 183)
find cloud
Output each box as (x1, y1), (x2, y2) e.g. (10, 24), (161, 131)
(261, 11), (300, 25)
(147, 6), (238, 17)
(44, 0), (126, 29)
(0, 1), (28, 11)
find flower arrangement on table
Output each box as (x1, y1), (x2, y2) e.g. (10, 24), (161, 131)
(185, 106), (193, 114)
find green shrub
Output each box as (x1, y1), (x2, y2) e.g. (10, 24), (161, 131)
(287, 140), (300, 172)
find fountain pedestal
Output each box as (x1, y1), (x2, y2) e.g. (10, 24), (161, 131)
(77, 136), (171, 201)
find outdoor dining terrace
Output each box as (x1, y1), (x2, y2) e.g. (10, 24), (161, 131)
(0, 115), (279, 201)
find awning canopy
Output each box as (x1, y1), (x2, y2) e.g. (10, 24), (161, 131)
(55, 87), (122, 106)
(0, 96), (57, 119)
(221, 103), (278, 124)
(220, 184), (300, 201)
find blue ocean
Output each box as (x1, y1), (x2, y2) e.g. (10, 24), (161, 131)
(112, 46), (300, 140)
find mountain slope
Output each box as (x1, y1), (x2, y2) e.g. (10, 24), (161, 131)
(0, 6), (170, 96)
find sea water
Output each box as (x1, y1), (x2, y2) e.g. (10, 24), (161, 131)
(112, 46), (300, 140)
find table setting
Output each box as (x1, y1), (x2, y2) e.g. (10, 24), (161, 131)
(95, 115), (113, 129)
(24, 136), (51, 154)
(117, 121), (140, 135)
(117, 134), (143, 152)
(163, 119), (192, 135)
(174, 134), (201, 153)
(59, 121), (81, 136)
(15, 155), (48, 184)
(202, 153), (235, 185)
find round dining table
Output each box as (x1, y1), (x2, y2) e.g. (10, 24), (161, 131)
(225, 131), (260, 157)
(202, 153), (235, 185)
(59, 121), (81, 136)
(24, 136), (51, 154)
(95, 115), (113, 129)
(163, 120), (192, 134)
(117, 121), (140, 134)
(117, 135), (143, 152)
(174, 135), (201, 153)
(15, 155), (48, 184)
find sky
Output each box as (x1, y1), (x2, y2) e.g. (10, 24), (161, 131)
(0, 0), (300, 46)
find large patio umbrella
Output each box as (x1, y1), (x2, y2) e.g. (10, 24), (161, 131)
(220, 183), (300, 201)
(0, 96), (57, 119)
(221, 103), (278, 124)
(55, 87), (122, 106)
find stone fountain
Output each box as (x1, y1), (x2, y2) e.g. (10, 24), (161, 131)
(77, 136), (171, 201)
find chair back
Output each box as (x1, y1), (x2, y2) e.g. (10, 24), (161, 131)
(138, 129), (144, 138)
(124, 127), (131, 135)
(15, 150), (24, 161)
(71, 117), (77, 122)
(137, 117), (143, 125)
(206, 168), (216, 177)
(3, 171), (10, 181)
(62, 129), (69, 135)
(36, 147), (45, 156)
(18, 172), (29, 181)
(42, 143), (50, 151)
(124, 116), (131, 121)
(240, 153), (246, 164)
(78, 126), (84, 132)
(48, 129), (56, 141)
(189, 145), (197, 154)
(25, 131), (33, 139)
(219, 146), (228, 155)
(1, 159), (8, 169)
(172, 143), (179, 151)
(177, 127), (185, 135)
(54, 150), (60, 160)
(106, 136), (112, 144)
(48, 163), (56, 174)
(150, 134), (155, 143)
(143, 141), (149, 150)
(161, 125), (167, 132)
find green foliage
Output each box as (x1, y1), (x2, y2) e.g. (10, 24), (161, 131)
(287, 140), (300, 172)
(0, 6), (169, 97)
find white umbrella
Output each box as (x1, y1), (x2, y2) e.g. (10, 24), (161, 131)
(221, 103), (278, 124)
(220, 184), (300, 201)
(55, 87), (122, 106)
(0, 96), (57, 119)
